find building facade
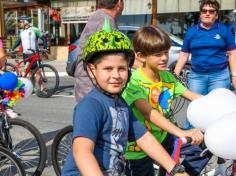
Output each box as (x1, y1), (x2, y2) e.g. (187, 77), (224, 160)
(1, 0), (236, 49)
(0, 0), (49, 49)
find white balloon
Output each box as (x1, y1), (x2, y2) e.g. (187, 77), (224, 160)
(208, 88), (236, 100)
(187, 88), (236, 131)
(204, 112), (236, 159)
(19, 77), (33, 98)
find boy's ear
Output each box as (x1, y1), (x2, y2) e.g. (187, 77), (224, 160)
(87, 63), (96, 79)
(135, 52), (145, 63)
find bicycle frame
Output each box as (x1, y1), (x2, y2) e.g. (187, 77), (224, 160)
(0, 108), (13, 150)
(13, 52), (41, 77)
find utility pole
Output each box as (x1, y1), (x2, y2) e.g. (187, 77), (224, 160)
(96, 0), (99, 9)
(0, 1), (4, 38)
(151, 0), (157, 25)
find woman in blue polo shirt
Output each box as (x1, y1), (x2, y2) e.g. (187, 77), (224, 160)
(174, 0), (236, 95)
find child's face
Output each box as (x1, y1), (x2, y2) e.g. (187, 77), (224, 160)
(145, 50), (169, 71)
(88, 54), (129, 95)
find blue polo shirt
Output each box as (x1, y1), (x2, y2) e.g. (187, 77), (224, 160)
(182, 22), (236, 73)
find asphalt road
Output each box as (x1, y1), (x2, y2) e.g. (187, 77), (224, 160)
(13, 76), (189, 176)
(14, 76), (76, 176)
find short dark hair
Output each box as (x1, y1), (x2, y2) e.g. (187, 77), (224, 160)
(199, 0), (220, 13)
(89, 51), (129, 66)
(133, 25), (171, 56)
(98, 0), (121, 9)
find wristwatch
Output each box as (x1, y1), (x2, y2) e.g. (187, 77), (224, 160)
(170, 164), (185, 175)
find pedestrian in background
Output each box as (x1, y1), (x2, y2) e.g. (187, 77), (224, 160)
(74, 0), (124, 102)
(174, 0), (236, 94)
(174, 0), (236, 128)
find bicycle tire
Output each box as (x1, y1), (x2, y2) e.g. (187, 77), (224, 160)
(0, 146), (26, 176)
(8, 118), (47, 176)
(32, 64), (60, 98)
(51, 125), (73, 176)
(4, 62), (19, 76)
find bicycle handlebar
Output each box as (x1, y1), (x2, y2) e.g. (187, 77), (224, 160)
(180, 137), (192, 144)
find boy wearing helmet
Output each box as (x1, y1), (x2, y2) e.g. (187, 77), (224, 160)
(61, 20), (189, 176)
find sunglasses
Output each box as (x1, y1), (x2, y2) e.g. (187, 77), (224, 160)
(201, 9), (216, 14)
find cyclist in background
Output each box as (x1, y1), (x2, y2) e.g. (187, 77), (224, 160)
(12, 15), (47, 93)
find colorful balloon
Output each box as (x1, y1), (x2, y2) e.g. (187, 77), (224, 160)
(0, 72), (18, 90)
(18, 77), (33, 98)
(0, 79), (25, 108)
(204, 112), (236, 159)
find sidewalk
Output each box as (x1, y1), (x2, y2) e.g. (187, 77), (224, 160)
(45, 60), (68, 77)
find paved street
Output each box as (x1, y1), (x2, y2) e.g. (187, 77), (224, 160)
(14, 74), (76, 176)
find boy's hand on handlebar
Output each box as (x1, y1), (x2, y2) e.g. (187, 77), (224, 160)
(181, 129), (204, 145)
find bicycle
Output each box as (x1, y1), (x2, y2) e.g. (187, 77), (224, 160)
(4, 50), (59, 98)
(51, 93), (188, 176)
(38, 49), (49, 61)
(50, 69), (189, 175)
(0, 145), (25, 176)
(0, 102), (47, 175)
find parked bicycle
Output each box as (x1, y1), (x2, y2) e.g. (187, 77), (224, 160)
(0, 101), (47, 175)
(4, 50), (59, 98)
(0, 145), (25, 176)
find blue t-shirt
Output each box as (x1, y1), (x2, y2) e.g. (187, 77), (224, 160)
(182, 22), (236, 73)
(61, 88), (147, 176)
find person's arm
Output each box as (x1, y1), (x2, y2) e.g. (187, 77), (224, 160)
(228, 49), (236, 89)
(174, 51), (190, 76)
(12, 38), (22, 51)
(33, 27), (47, 50)
(39, 35), (47, 50)
(73, 137), (103, 176)
(181, 89), (202, 101)
(0, 47), (6, 68)
(136, 131), (189, 176)
(134, 99), (203, 145)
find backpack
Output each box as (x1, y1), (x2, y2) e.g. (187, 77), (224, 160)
(66, 56), (78, 77)
(66, 38), (80, 77)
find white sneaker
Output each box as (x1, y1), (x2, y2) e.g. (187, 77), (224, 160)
(6, 109), (18, 118)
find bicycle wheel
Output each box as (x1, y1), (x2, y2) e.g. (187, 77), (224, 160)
(0, 146), (25, 176)
(169, 62), (191, 87)
(4, 63), (19, 76)
(8, 118), (47, 176)
(32, 64), (60, 98)
(200, 156), (234, 176)
(51, 125), (73, 176)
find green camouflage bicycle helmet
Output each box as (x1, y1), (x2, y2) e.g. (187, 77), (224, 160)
(83, 18), (134, 69)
